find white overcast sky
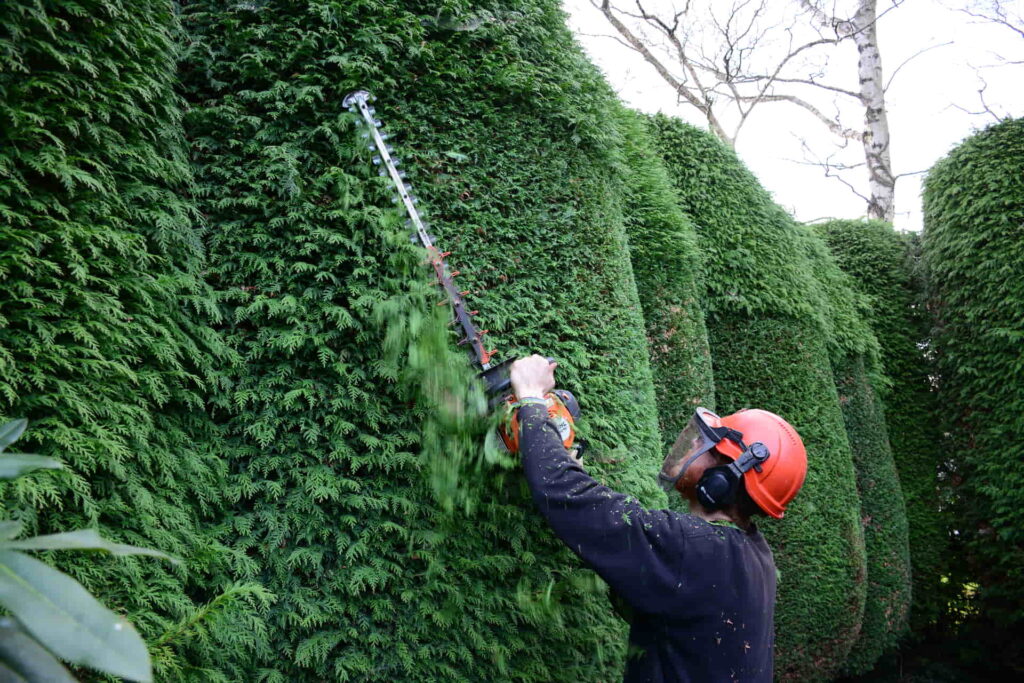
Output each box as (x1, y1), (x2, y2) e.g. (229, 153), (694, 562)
(562, 0), (1024, 232)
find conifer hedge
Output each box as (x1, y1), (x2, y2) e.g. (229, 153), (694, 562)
(922, 118), (1024, 633)
(647, 115), (867, 680)
(817, 219), (947, 632)
(0, 1), (266, 676)
(178, 1), (664, 679)
(617, 109), (714, 451)
(799, 228), (911, 674)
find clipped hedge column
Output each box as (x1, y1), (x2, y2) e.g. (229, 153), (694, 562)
(817, 219), (948, 633)
(800, 227), (911, 675)
(923, 118), (1024, 634)
(648, 115), (867, 681)
(616, 108), (715, 450)
(0, 0), (256, 675)
(179, 1), (663, 679)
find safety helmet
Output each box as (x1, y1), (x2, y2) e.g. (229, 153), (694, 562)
(658, 407), (807, 518)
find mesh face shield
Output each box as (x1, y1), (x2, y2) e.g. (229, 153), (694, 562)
(657, 407), (724, 494)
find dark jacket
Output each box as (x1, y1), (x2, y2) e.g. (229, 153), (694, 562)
(518, 403), (777, 683)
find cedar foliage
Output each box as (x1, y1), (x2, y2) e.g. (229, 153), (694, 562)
(817, 219), (947, 632)
(178, 1), (664, 679)
(647, 114), (867, 681)
(616, 108), (714, 450)
(799, 228), (911, 675)
(0, 1), (268, 676)
(922, 118), (1024, 639)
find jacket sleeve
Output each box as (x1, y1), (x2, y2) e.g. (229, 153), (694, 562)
(517, 403), (690, 615)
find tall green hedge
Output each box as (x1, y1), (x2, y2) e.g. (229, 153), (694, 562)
(178, 1), (663, 679)
(617, 108), (714, 451)
(817, 219), (948, 632)
(800, 227), (911, 674)
(922, 118), (1024, 633)
(0, 1), (267, 676)
(647, 114), (867, 681)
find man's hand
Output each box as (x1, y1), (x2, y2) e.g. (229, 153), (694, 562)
(510, 354), (557, 400)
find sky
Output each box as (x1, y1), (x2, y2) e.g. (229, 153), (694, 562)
(562, 0), (1024, 232)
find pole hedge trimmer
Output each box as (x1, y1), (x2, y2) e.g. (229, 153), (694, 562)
(344, 90), (584, 457)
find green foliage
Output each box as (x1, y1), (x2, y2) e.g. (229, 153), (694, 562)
(0, 1), (266, 676)
(922, 118), (1024, 634)
(0, 419), (171, 683)
(616, 108), (714, 452)
(647, 114), (867, 681)
(817, 219), (948, 632)
(178, 1), (663, 679)
(830, 355), (911, 674)
(800, 226), (912, 674)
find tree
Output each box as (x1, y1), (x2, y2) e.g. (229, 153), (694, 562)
(588, 0), (907, 220)
(947, 0), (1023, 122)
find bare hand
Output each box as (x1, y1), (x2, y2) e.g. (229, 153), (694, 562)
(510, 354), (557, 399)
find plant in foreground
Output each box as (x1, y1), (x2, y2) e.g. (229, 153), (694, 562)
(0, 418), (175, 682)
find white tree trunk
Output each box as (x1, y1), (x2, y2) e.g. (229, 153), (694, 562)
(851, 2), (895, 221)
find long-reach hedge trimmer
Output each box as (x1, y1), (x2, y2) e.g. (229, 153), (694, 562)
(344, 90), (583, 457)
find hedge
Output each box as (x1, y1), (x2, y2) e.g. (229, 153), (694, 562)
(922, 118), (1024, 635)
(0, 1), (267, 676)
(800, 226), (911, 674)
(817, 219), (948, 633)
(647, 114), (866, 681)
(616, 108), (714, 454)
(178, 1), (664, 679)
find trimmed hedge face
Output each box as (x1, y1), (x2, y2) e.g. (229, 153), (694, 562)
(647, 115), (866, 681)
(923, 118), (1024, 629)
(817, 219), (948, 632)
(179, 1), (663, 679)
(0, 0), (254, 675)
(832, 355), (911, 674)
(617, 108), (714, 450)
(800, 226), (911, 674)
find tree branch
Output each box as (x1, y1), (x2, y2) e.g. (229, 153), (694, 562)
(884, 41), (954, 94)
(739, 93), (863, 140)
(959, 5), (1024, 40)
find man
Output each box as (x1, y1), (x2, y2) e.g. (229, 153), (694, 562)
(509, 354), (807, 683)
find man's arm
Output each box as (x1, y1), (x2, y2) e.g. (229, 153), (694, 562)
(517, 403), (688, 615)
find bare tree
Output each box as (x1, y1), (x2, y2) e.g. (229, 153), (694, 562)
(958, 0), (1024, 44)
(945, 1), (1022, 123)
(590, 0), (913, 221)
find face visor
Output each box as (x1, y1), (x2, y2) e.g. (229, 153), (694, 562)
(657, 407), (726, 494)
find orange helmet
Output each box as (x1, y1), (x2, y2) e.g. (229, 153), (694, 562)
(713, 409), (807, 518)
(658, 407), (807, 518)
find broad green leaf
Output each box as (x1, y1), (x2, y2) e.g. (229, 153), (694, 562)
(0, 550), (152, 682)
(0, 617), (75, 682)
(0, 522), (21, 541)
(1, 529), (177, 564)
(0, 455), (62, 480)
(0, 420), (27, 453)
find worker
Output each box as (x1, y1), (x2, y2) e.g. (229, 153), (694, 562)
(509, 354), (807, 683)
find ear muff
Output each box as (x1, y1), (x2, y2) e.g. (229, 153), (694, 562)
(696, 466), (739, 509)
(696, 442), (771, 511)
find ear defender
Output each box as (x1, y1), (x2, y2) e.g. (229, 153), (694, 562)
(696, 442), (771, 511)
(696, 466), (740, 509)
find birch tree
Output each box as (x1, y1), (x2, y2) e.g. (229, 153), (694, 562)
(589, 0), (906, 221)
